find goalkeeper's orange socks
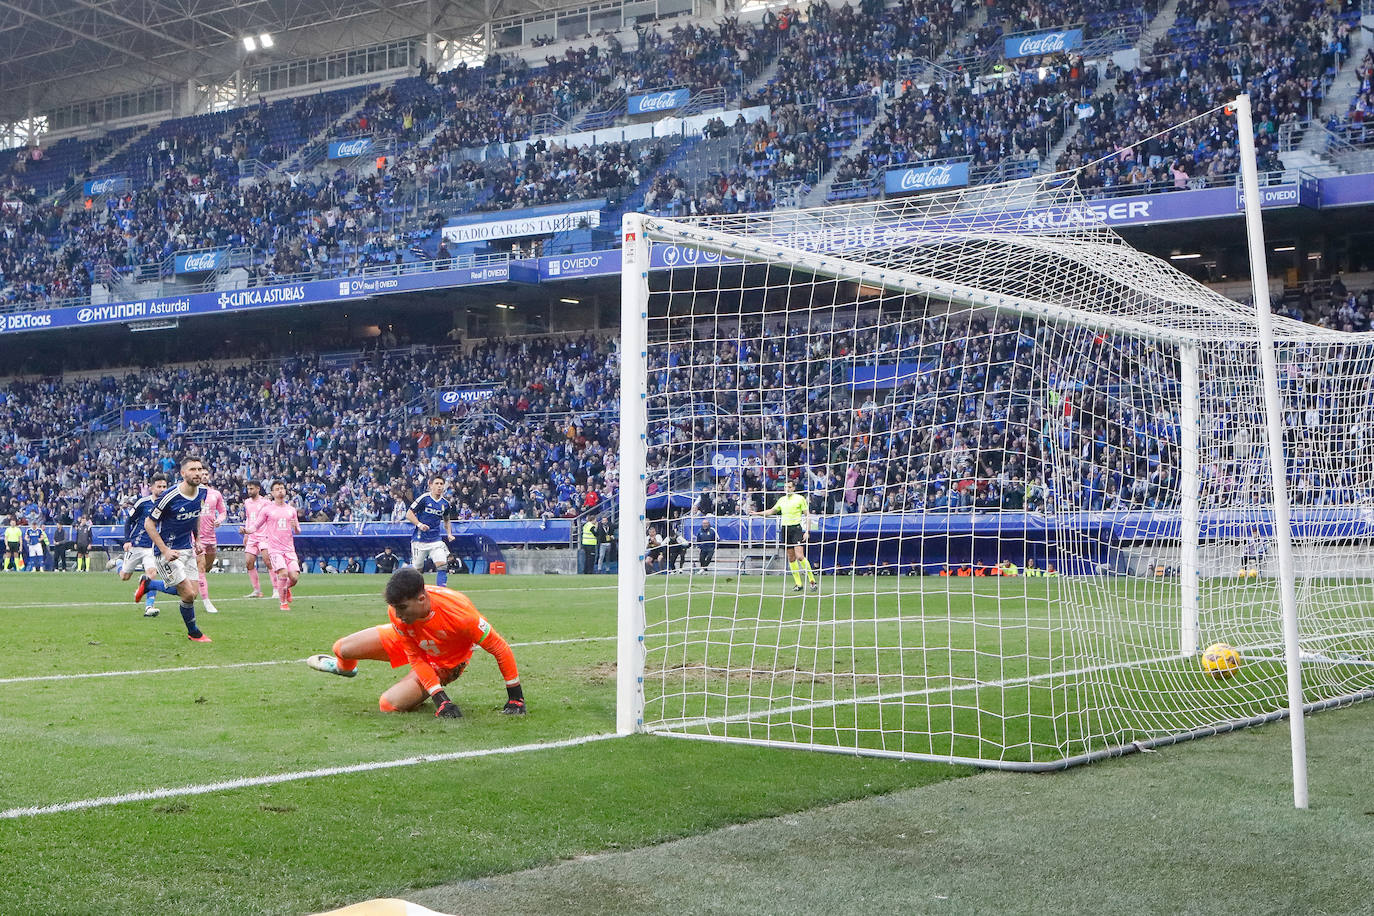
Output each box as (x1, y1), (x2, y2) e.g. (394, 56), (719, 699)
(789, 560), (803, 586)
(330, 638), (359, 673)
(800, 557), (816, 585)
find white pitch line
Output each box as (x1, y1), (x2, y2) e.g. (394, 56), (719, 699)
(0, 635), (618, 685)
(0, 582), (622, 611)
(0, 732), (620, 819)
(0, 659), (297, 685)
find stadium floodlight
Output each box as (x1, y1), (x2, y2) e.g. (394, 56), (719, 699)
(242, 36), (257, 51)
(617, 95), (1374, 808)
(259, 33), (274, 48)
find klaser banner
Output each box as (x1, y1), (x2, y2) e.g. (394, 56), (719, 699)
(884, 161), (970, 195)
(1004, 28), (1082, 58)
(628, 89), (690, 115)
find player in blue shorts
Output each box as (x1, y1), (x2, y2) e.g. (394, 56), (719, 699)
(407, 475), (455, 586)
(141, 456), (211, 643)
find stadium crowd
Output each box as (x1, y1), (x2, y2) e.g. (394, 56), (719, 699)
(1056, 0), (1356, 189)
(1, 0), (1367, 308)
(0, 334), (619, 527)
(2, 265), (1372, 530)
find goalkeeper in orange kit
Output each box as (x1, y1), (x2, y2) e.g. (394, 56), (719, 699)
(306, 567), (526, 717)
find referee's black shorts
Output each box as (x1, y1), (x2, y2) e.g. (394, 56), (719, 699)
(780, 524), (805, 546)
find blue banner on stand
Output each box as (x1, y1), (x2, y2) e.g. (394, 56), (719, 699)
(1004, 28), (1082, 58)
(83, 176), (129, 196)
(328, 138), (374, 159)
(628, 89), (691, 115)
(174, 250), (228, 273)
(884, 162), (970, 195)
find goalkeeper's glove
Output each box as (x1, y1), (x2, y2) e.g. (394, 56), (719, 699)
(502, 683), (526, 715)
(432, 690), (463, 718)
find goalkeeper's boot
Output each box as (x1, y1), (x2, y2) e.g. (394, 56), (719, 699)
(307, 653), (356, 678)
(501, 699), (526, 716)
(793, 585), (804, 593)
(809, 580), (820, 593)
(133, 576), (151, 603)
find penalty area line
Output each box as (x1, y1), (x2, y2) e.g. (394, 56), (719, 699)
(0, 732), (620, 819)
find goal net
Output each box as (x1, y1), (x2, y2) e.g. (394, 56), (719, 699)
(616, 171), (1374, 770)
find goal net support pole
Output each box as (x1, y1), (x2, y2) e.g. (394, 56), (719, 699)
(1179, 343), (1201, 659)
(617, 214), (649, 736)
(1233, 92), (1308, 809)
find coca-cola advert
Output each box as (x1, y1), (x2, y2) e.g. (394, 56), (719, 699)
(884, 161), (970, 196)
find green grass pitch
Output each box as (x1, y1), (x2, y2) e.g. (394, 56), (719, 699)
(2, 571), (1371, 914)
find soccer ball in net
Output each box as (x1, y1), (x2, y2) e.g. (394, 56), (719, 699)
(1201, 643), (1242, 677)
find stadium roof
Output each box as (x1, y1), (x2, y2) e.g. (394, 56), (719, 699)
(0, 0), (559, 123)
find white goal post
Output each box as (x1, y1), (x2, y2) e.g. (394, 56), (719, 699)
(616, 96), (1374, 806)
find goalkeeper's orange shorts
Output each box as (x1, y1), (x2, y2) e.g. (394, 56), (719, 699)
(375, 624), (410, 668)
(375, 624), (468, 684)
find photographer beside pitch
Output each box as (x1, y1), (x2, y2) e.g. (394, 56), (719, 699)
(306, 567), (526, 718)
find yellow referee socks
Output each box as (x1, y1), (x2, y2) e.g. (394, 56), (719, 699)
(800, 557), (816, 583)
(789, 560), (802, 586)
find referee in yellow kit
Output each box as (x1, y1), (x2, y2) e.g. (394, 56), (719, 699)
(751, 479), (818, 592)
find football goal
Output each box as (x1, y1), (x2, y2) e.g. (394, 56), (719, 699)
(616, 96), (1374, 806)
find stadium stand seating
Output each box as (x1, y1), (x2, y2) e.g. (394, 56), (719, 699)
(2, 268), (1371, 528)
(0, 0), (1368, 309)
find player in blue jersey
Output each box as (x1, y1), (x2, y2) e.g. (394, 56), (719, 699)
(21, 518), (48, 572)
(407, 475), (455, 586)
(121, 473), (168, 617)
(141, 456), (211, 643)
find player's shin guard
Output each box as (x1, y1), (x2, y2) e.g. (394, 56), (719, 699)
(789, 560), (802, 586)
(179, 601), (201, 638)
(247, 566), (259, 592)
(199, 572), (209, 598)
(436, 569), (448, 587)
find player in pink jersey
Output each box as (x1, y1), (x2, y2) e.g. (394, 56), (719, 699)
(250, 480), (302, 611)
(194, 465), (227, 614)
(239, 480), (273, 598)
